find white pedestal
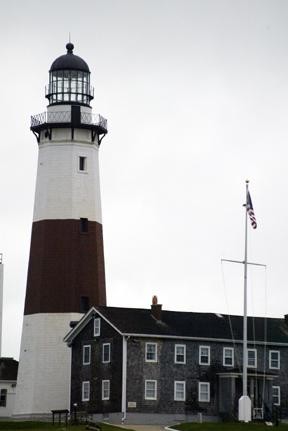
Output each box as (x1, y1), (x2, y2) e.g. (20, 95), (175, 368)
(238, 395), (251, 422)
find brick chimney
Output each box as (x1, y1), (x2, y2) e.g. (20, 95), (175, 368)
(151, 295), (162, 320)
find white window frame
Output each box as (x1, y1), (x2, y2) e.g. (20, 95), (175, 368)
(269, 350), (280, 370)
(94, 318), (100, 336)
(272, 385), (280, 406)
(82, 345), (91, 365)
(223, 347), (234, 367)
(145, 380), (157, 400)
(199, 345), (210, 365)
(102, 380), (110, 400)
(247, 348), (257, 368)
(82, 381), (90, 401)
(174, 381), (186, 401)
(102, 343), (111, 363)
(175, 344), (186, 364)
(198, 382), (210, 402)
(145, 342), (157, 362)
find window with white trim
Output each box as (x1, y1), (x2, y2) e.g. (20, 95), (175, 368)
(145, 380), (157, 400)
(82, 381), (90, 401)
(199, 346), (210, 365)
(145, 343), (157, 362)
(102, 380), (110, 400)
(247, 348), (257, 368)
(94, 318), (100, 336)
(272, 386), (280, 406)
(223, 347), (234, 367)
(83, 345), (91, 365)
(198, 382), (210, 402)
(175, 344), (186, 364)
(174, 381), (186, 401)
(269, 350), (280, 370)
(102, 343), (111, 363)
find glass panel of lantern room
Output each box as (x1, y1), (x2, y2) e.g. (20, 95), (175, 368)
(77, 71), (82, 93)
(71, 71), (77, 92)
(57, 72), (63, 93)
(63, 71), (69, 93)
(51, 72), (56, 88)
(83, 73), (88, 94)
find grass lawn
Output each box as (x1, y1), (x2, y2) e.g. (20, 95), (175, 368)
(0, 422), (130, 431)
(0, 422), (85, 431)
(174, 422), (288, 431)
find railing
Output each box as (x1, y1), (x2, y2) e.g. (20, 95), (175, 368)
(81, 112), (107, 130)
(31, 111), (107, 130)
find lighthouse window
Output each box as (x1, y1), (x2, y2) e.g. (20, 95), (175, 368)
(0, 389), (7, 407)
(80, 296), (89, 312)
(80, 218), (88, 233)
(79, 156), (87, 172)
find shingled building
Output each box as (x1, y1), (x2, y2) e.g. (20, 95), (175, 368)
(64, 301), (288, 424)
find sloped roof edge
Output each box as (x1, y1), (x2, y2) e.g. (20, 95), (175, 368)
(63, 306), (123, 345)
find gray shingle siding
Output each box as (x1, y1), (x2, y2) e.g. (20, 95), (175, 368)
(70, 315), (122, 414)
(66, 306), (288, 420)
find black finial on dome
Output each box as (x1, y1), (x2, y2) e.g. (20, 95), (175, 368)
(66, 42), (74, 54)
(50, 43), (90, 72)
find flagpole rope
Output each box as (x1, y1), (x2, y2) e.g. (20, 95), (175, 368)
(220, 261), (241, 369)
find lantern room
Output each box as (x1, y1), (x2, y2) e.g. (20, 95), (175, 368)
(45, 43), (94, 106)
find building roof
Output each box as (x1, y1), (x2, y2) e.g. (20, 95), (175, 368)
(50, 43), (90, 73)
(0, 358), (18, 381)
(64, 305), (288, 346)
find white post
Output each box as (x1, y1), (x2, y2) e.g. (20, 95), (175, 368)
(238, 180), (251, 422)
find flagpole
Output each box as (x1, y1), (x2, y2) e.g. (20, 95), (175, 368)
(238, 180), (252, 422)
(243, 180), (249, 399)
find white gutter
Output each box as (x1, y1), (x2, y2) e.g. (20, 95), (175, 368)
(121, 335), (128, 423)
(121, 332), (288, 347)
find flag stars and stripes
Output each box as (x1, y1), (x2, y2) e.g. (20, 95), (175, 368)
(246, 192), (257, 229)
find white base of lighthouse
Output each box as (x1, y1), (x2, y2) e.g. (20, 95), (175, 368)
(14, 312), (82, 417)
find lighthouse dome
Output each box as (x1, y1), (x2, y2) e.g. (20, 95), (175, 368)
(46, 42), (94, 106)
(50, 43), (90, 73)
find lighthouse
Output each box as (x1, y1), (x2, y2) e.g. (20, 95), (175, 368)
(14, 43), (107, 417)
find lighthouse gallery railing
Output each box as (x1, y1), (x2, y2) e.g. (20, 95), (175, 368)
(31, 111), (107, 130)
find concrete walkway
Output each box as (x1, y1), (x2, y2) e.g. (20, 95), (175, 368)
(119, 426), (168, 431)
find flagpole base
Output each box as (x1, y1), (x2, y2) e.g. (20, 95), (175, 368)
(238, 395), (251, 422)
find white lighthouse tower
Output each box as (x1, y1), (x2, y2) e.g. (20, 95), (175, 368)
(14, 43), (107, 417)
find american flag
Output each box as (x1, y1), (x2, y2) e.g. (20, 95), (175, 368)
(246, 192), (257, 229)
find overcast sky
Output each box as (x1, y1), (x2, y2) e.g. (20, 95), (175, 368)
(1, 0), (288, 359)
